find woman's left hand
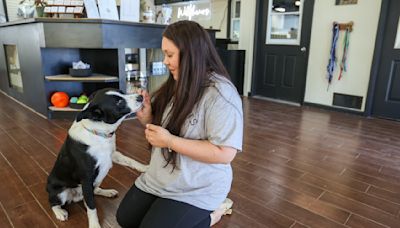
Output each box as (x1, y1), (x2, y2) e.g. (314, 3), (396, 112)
(145, 124), (173, 148)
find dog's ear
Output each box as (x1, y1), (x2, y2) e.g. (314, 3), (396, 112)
(76, 105), (104, 122)
(91, 107), (104, 120)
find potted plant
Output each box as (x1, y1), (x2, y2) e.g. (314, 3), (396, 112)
(34, 0), (47, 17)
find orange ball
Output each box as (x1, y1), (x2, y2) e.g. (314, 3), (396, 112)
(51, 92), (69, 107)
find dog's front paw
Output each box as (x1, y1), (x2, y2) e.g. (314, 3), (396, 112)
(52, 206), (68, 221)
(94, 187), (118, 198)
(102, 189), (118, 198)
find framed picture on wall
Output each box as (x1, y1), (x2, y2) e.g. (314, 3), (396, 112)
(335, 0), (357, 5)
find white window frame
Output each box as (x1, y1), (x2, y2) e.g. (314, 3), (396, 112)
(265, 0), (304, 45)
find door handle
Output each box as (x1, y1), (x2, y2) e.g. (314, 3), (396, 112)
(301, 47), (307, 52)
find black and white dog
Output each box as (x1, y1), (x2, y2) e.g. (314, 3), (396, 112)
(46, 88), (148, 228)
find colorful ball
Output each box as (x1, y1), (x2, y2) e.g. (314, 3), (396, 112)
(51, 92), (69, 107)
(70, 97), (78, 103)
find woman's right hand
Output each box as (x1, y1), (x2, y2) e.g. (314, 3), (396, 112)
(136, 89), (152, 126)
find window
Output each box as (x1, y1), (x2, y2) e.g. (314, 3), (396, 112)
(4, 45), (24, 92)
(230, 0), (240, 41)
(395, 16), (400, 49)
(265, 0), (303, 45)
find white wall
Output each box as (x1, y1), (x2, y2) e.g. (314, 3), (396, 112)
(304, 0), (382, 111)
(197, 0), (228, 38)
(238, 0), (256, 96)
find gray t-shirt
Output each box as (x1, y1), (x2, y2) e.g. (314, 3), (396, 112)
(135, 73), (243, 210)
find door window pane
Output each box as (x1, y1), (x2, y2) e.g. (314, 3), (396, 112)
(234, 0), (241, 17)
(231, 18), (240, 41)
(230, 0), (241, 41)
(266, 0), (303, 45)
(4, 45), (24, 92)
(395, 16), (400, 49)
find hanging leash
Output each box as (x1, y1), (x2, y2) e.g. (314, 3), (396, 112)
(327, 22), (339, 90)
(338, 27), (350, 80)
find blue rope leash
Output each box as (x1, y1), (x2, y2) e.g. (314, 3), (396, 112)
(327, 23), (339, 89)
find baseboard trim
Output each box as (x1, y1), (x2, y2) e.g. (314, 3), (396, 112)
(0, 90), (47, 119)
(252, 96), (301, 107)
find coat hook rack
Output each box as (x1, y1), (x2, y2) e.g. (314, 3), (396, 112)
(334, 21), (354, 32)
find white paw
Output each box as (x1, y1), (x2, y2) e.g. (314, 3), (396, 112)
(52, 206), (68, 221)
(94, 188), (118, 198)
(102, 189), (118, 197)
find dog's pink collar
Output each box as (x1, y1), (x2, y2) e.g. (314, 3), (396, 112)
(82, 124), (115, 138)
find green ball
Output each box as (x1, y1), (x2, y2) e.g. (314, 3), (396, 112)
(77, 99), (87, 104)
(79, 95), (88, 101)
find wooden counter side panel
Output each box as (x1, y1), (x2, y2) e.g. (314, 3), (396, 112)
(0, 23), (47, 116)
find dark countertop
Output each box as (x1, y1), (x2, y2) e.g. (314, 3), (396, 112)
(0, 18), (220, 32)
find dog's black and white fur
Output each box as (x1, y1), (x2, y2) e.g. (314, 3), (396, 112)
(46, 88), (148, 228)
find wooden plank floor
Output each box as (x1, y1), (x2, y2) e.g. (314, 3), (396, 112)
(0, 92), (400, 228)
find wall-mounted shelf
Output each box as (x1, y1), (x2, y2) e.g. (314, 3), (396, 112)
(45, 74), (119, 82)
(44, 0), (85, 18)
(334, 21), (354, 32)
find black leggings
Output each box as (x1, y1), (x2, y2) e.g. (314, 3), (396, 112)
(116, 185), (212, 228)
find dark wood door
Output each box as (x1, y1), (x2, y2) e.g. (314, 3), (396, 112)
(372, 0), (400, 120)
(252, 0), (314, 103)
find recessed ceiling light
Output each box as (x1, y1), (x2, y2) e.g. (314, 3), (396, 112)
(295, 1), (301, 6)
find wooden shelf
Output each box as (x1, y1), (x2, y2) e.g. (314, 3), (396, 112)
(48, 106), (140, 121)
(45, 74), (119, 82)
(49, 106), (82, 111)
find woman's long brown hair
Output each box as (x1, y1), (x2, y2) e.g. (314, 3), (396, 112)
(151, 20), (229, 170)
